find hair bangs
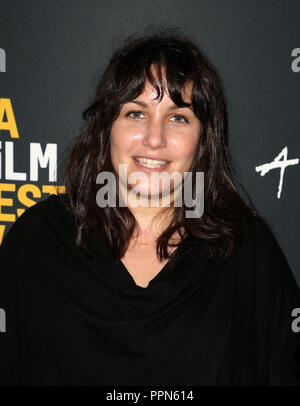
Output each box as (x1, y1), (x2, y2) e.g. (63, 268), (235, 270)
(113, 42), (196, 110)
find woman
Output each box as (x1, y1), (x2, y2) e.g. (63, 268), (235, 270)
(0, 28), (300, 386)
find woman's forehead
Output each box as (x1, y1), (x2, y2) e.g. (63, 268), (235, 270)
(136, 79), (193, 103)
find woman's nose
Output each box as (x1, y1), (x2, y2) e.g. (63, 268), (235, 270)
(142, 119), (167, 149)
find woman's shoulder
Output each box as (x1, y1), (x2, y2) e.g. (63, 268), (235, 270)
(31, 193), (72, 219)
(231, 213), (300, 291)
(236, 213), (287, 258)
(2, 193), (76, 247)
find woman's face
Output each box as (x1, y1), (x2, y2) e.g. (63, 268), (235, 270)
(110, 80), (202, 203)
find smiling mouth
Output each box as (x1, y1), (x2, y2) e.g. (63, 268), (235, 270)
(133, 157), (170, 169)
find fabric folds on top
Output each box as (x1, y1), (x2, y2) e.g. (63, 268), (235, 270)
(0, 193), (299, 386)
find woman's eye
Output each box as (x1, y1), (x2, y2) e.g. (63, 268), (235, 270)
(125, 111), (188, 124)
(126, 110), (145, 120)
(170, 114), (189, 124)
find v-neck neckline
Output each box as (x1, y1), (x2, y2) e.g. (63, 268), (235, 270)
(117, 257), (171, 289)
(54, 193), (217, 303)
(114, 233), (208, 292)
(85, 230), (213, 298)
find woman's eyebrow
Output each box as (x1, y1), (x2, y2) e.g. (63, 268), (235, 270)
(128, 100), (193, 111)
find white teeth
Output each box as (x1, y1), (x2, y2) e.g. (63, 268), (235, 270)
(134, 157), (169, 168)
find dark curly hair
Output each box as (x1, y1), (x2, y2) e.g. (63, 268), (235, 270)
(55, 26), (262, 266)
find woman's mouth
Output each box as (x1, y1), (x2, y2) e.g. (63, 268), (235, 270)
(132, 156), (170, 171)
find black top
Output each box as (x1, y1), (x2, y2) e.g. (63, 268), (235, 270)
(0, 193), (300, 386)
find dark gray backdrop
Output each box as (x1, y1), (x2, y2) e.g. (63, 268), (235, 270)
(0, 0), (299, 284)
